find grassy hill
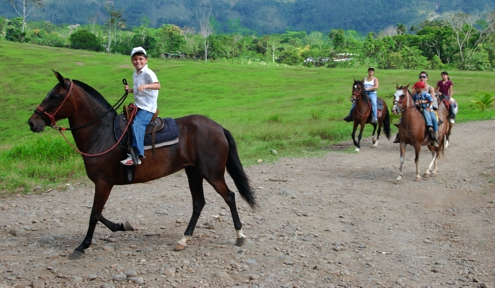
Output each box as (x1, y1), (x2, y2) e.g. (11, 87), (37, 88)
(0, 40), (494, 193)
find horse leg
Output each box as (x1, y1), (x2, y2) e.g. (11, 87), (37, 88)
(445, 123), (453, 148)
(174, 166), (206, 251)
(208, 176), (247, 247)
(396, 143), (406, 183)
(69, 182), (113, 260)
(351, 123), (359, 151)
(355, 124), (364, 152)
(372, 123), (378, 147)
(430, 151), (439, 177)
(424, 148), (437, 178)
(414, 145), (421, 182)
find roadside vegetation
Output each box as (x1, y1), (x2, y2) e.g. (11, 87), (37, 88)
(1, 9), (495, 71)
(0, 41), (494, 194)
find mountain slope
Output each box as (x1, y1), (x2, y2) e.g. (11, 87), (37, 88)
(1, 0), (495, 34)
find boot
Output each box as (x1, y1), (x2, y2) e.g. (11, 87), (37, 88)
(430, 131), (439, 148)
(343, 115), (353, 122)
(371, 116), (377, 124)
(393, 133), (400, 143)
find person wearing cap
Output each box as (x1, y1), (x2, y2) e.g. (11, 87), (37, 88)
(121, 46), (161, 166)
(435, 71), (456, 123)
(393, 71), (440, 143)
(344, 67), (379, 123)
(412, 81), (439, 147)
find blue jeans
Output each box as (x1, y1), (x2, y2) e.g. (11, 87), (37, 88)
(430, 110), (438, 132)
(367, 91), (378, 119)
(131, 109), (153, 157)
(421, 108), (433, 128)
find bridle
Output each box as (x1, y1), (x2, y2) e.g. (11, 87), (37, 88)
(35, 81), (74, 129)
(351, 83), (371, 118)
(33, 79), (132, 157)
(393, 88), (415, 112)
(34, 79), (129, 131)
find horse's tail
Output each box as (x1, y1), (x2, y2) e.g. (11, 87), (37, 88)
(383, 107), (391, 140)
(224, 128), (258, 210)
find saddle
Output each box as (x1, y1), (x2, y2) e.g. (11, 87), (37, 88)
(438, 94), (450, 110)
(375, 98), (385, 118)
(113, 104), (180, 158)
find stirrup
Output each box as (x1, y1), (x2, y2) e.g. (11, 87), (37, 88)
(393, 134), (400, 143)
(120, 154), (141, 166)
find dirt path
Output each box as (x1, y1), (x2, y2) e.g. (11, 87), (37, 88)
(1, 120), (494, 288)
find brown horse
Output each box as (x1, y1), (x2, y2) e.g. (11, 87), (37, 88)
(350, 80), (391, 152)
(392, 84), (447, 182)
(27, 71), (257, 260)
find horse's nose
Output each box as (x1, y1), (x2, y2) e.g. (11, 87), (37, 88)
(28, 119), (45, 132)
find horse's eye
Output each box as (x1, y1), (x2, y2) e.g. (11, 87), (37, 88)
(49, 94), (59, 100)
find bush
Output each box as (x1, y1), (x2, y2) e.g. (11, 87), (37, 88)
(69, 29), (103, 52)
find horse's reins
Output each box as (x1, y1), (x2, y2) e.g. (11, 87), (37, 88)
(351, 85), (371, 118)
(35, 79), (135, 157)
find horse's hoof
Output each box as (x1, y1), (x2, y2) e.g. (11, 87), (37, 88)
(423, 173), (430, 178)
(173, 243), (186, 251)
(355, 148), (360, 152)
(68, 250), (84, 260)
(235, 237), (247, 247)
(430, 173), (436, 177)
(414, 177), (421, 182)
(123, 221), (134, 231)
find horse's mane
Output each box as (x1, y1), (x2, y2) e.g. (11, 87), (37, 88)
(398, 85), (412, 99)
(73, 80), (113, 110)
(354, 79), (370, 104)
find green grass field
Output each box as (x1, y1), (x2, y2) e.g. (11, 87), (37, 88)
(0, 40), (494, 194)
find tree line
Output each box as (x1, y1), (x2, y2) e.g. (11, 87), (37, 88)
(1, 8), (495, 71)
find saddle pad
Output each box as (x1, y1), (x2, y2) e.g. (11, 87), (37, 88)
(376, 98), (384, 111)
(114, 117), (180, 149)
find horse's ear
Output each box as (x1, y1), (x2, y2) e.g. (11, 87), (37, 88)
(354, 78), (356, 82)
(53, 70), (65, 85)
(405, 83), (410, 89)
(396, 84), (399, 89)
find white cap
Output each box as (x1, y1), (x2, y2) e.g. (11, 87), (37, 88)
(131, 47), (147, 57)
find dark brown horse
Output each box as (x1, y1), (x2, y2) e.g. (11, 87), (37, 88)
(392, 84), (447, 182)
(27, 71), (257, 260)
(350, 80), (391, 151)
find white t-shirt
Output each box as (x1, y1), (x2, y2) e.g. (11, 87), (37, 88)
(133, 64), (159, 113)
(363, 77), (375, 90)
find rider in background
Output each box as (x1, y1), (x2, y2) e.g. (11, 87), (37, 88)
(344, 67), (379, 123)
(435, 71), (455, 123)
(412, 81), (439, 148)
